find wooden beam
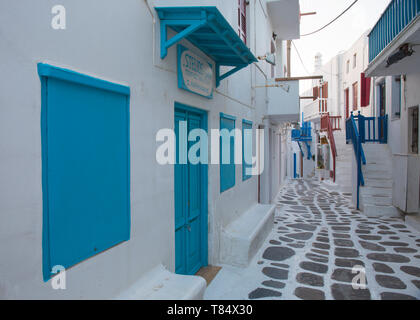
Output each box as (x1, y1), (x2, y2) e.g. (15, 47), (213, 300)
(300, 96), (316, 100)
(300, 12), (317, 16)
(275, 75), (323, 82)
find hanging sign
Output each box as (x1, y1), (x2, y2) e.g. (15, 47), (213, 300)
(177, 45), (213, 99)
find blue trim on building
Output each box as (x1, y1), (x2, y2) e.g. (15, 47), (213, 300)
(242, 119), (253, 181)
(155, 6), (257, 87)
(220, 112), (237, 121)
(220, 113), (236, 193)
(37, 63), (130, 96)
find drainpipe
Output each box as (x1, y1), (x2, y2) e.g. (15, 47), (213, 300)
(287, 40), (292, 77)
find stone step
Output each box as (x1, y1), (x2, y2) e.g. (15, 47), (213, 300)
(406, 214), (420, 232)
(364, 178), (393, 188)
(363, 163), (392, 172)
(363, 172), (392, 180)
(361, 203), (401, 218)
(360, 186), (393, 196)
(361, 194), (393, 206)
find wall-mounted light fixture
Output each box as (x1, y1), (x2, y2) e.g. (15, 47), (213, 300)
(386, 44), (414, 68)
(258, 53), (276, 65)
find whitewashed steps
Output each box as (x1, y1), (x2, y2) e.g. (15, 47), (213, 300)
(360, 144), (400, 218)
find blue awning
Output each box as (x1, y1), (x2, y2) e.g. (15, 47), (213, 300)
(155, 6), (258, 87)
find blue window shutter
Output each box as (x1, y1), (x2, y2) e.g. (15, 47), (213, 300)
(39, 64), (130, 281)
(242, 120), (253, 181)
(220, 113), (236, 193)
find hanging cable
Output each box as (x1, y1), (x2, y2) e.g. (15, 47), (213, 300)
(301, 0), (359, 37)
(291, 41), (311, 75)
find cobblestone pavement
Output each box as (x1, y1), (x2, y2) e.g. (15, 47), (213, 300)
(205, 179), (420, 300)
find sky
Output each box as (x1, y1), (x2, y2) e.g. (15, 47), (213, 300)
(292, 0), (391, 92)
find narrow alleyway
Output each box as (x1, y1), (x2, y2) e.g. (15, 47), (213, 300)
(205, 179), (420, 300)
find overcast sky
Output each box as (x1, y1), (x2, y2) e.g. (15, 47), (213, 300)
(292, 0), (391, 91)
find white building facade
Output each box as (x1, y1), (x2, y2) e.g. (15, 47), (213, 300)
(0, 0), (301, 299)
(364, 0), (420, 223)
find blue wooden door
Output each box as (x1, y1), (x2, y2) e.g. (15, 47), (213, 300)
(175, 105), (206, 275)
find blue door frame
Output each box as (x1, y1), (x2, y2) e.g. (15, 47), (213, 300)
(174, 103), (208, 275)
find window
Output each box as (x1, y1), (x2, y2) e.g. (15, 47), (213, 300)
(38, 63), (131, 281)
(319, 82), (328, 113)
(312, 86), (319, 101)
(344, 88), (350, 119)
(353, 54), (357, 68)
(346, 60), (350, 74)
(238, 0), (247, 44)
(361, 73), (371, 107)
(392, 76), (402, 119)
(408, 106), (419, 154)
(242, 120), (253, 181)
(378, 82), (386, 117)
(353, 82), (358, 110)
(220, 113), (236, 192)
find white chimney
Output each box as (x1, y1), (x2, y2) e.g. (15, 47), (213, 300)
(314, 52), (323, 71)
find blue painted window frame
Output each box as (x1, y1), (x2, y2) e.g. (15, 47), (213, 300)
(220, 113), (236, 193)
(242, 119), (253, 181)
(38, 63), (131, 281)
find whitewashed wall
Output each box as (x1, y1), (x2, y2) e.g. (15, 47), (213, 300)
(0, 0), (292, 299)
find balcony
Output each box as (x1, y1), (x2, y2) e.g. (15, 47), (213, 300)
(266, 0), (301, 40)
(366, 0), (420, 76)
(292, 121), (312, 142)
(266, 80), (300, 123)
(303, 98), (329, 122)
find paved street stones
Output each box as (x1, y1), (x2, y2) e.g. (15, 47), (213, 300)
(400, 266), (420, 277)
(335, 248), (360, 258)
(262, 267), (289, 280)
(243, 179), (420, 301)
(249, 288), (282, 299)
(359, 240), (386, 252)
(262, 280), (286, 289)
(286, 232), (314, 240)
(306, 253), (329, 263)
(334, 239), (354, 247)
(376, 275), (407, 289)
(372, 263), (394, 274)
(262, 247), (295, 261)
(332, 268), (360, 283)
(335, 258), (364, 268)
(296, 272), (324, 287)
(331, 283), (371, 300)
(294, 287), (326, 300)
(380, 292), (416, 300)
(300, 261), (328, 274)
(287, 223), (317, 232)
(366, 253), (410, 263)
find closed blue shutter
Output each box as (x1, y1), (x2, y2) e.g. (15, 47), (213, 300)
(242, 120), (253, 180)
(220, 113), (236, 192)
(38, 64), (130, 281)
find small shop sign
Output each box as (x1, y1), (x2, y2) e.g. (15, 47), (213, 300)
(177, 45), (213, 99)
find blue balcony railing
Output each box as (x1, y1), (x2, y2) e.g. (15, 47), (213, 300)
(291, 121), (312, 142)
(368, 0), (420, 62)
